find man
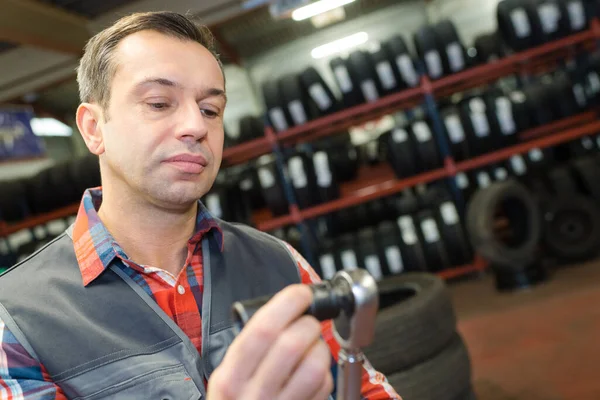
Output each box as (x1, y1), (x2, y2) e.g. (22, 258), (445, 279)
(0, 11), (400, 400)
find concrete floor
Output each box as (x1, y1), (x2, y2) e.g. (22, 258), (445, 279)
(449, 260), (600, 400)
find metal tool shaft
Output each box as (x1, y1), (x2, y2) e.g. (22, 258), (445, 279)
(336, 349), (364, 400)
(231, 269), (378, 400)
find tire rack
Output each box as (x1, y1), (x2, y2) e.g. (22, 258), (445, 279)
(221, 19), (600, 167)
(3, 20), (600, 280)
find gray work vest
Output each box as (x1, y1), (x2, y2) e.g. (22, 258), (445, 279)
(0, 220), (300, 399)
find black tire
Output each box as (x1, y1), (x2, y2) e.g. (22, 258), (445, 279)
(454, 172), (476, 203)
(348, 50), (383, 103)
(238, 115), (264, 143)
(320, 135), (359, 183)
(25, 168), (55, 214)
(257, 159), (288, 217)
(459, 96), (498, 156)
(484, 93), (518, 148)
(441, 106), (471, 162)
(436, 200), (474, 267)
(535, 0), (571, 42)
(47, 162), (77, 209)
(497, 0), (543, 51)
(509, 90), (533, 132)
(380, 126), (420, 179)
(459, 388), (478, 400)
(396, 214), (429, 272)
(571, 156), (600, 201)
(466, 179), (541, 268)
(330, 56), (363, 108)
(564, 0), (590, 33)
(0, 180), (29, 222)
(386, 35), (420, 88)
(542, 195), (600, 261)
(363, 273), (457, 374)
(386, 333), (472, 400)
(433, 19), (467, 74)
(287, 154), (318, 209)
(548, 72), (582, 118)
(262, 79), (289, 132)
(410, 120), (442, 171)
(547, 166), (578, 194)
(522, 82), (556, 127)
(377, 221), (407, 276)
(414, 25), (445, 79)
(334, 233), (360, 272)
(369, 46), (402, 95)
(238, 166), (265, 210)
(357, 228), (387, 280)
(312, 150), (340, 204)
(299, 67), (338, 116)
(279, 74), (311, 126)
(416, 210), (451, 272)
(474, 31), (506, 63)
(70, 154), (101, 198)
(315, 239), (339, 280)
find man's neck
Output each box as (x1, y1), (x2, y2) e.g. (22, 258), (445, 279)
(97, 184), (198, 278)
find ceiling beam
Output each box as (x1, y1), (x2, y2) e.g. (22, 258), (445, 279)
(0, 0), (90, 55)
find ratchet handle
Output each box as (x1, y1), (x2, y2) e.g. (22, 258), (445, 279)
(232, 281), (354, 332)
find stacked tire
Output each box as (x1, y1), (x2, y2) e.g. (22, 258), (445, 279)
(364, 273), (475, 400)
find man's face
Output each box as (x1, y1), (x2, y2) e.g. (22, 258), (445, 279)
(98, 30), (226, 209)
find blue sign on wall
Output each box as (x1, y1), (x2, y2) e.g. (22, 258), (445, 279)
(0, 107), (46, 161)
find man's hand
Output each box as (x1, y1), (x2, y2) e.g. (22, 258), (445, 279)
(207, 284), (334, 400)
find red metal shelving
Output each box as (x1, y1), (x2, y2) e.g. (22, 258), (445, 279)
(221, 136), (270, 167)
(437, 255), (488, 280)
(519, 110), (598, 141)
(257, 116), (600, 232)
(453, 120), (600, 173)
(276, 86), (424, 146)
(0, 203), (79, 238)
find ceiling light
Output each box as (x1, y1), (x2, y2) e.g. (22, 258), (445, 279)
(292, 0), (356, 21)
(311, 32), (368, 59)
(30, 118), (73, 137)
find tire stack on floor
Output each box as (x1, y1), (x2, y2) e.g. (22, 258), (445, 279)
(364, 272), (475, 400)
(465, 140), (600, 290)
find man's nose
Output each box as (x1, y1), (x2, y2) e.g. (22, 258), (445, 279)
(176, 102), (208, 142)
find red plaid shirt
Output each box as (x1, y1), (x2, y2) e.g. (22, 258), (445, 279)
(0, 188), (400, 399)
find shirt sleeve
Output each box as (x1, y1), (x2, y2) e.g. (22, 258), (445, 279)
(283, 242), (402, 400)
(0, 317), (67, 399)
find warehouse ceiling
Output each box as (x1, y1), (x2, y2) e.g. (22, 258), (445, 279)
(213, 0), (404, 59)
(0, 0), (413, 121)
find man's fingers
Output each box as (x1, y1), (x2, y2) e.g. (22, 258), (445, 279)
(245, 315), (323, 398)
(277, 339), (333, 400)
(313, 372), (335, 400)
(217, 285), (313, 390)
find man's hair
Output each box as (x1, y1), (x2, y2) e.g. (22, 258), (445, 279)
(76, 11), (222, 113)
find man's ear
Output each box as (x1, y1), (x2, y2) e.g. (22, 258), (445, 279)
(76, 103), (106, 155)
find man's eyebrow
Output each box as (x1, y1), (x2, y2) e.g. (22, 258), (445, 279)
(204, 87), (227, 104)
(132, 77), (226, 102)
(133, 77), (183, 90)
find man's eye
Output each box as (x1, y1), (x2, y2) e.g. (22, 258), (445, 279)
(148, 102), (170, 110)
(202, 109), (219, 118)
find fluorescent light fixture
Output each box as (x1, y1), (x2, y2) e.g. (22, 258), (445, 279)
(30, 117), (73, 137)
(311, 32), (368, 59)
(292, 0), (355, 21)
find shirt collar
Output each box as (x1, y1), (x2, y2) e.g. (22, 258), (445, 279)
(72, 187), (224, 286)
